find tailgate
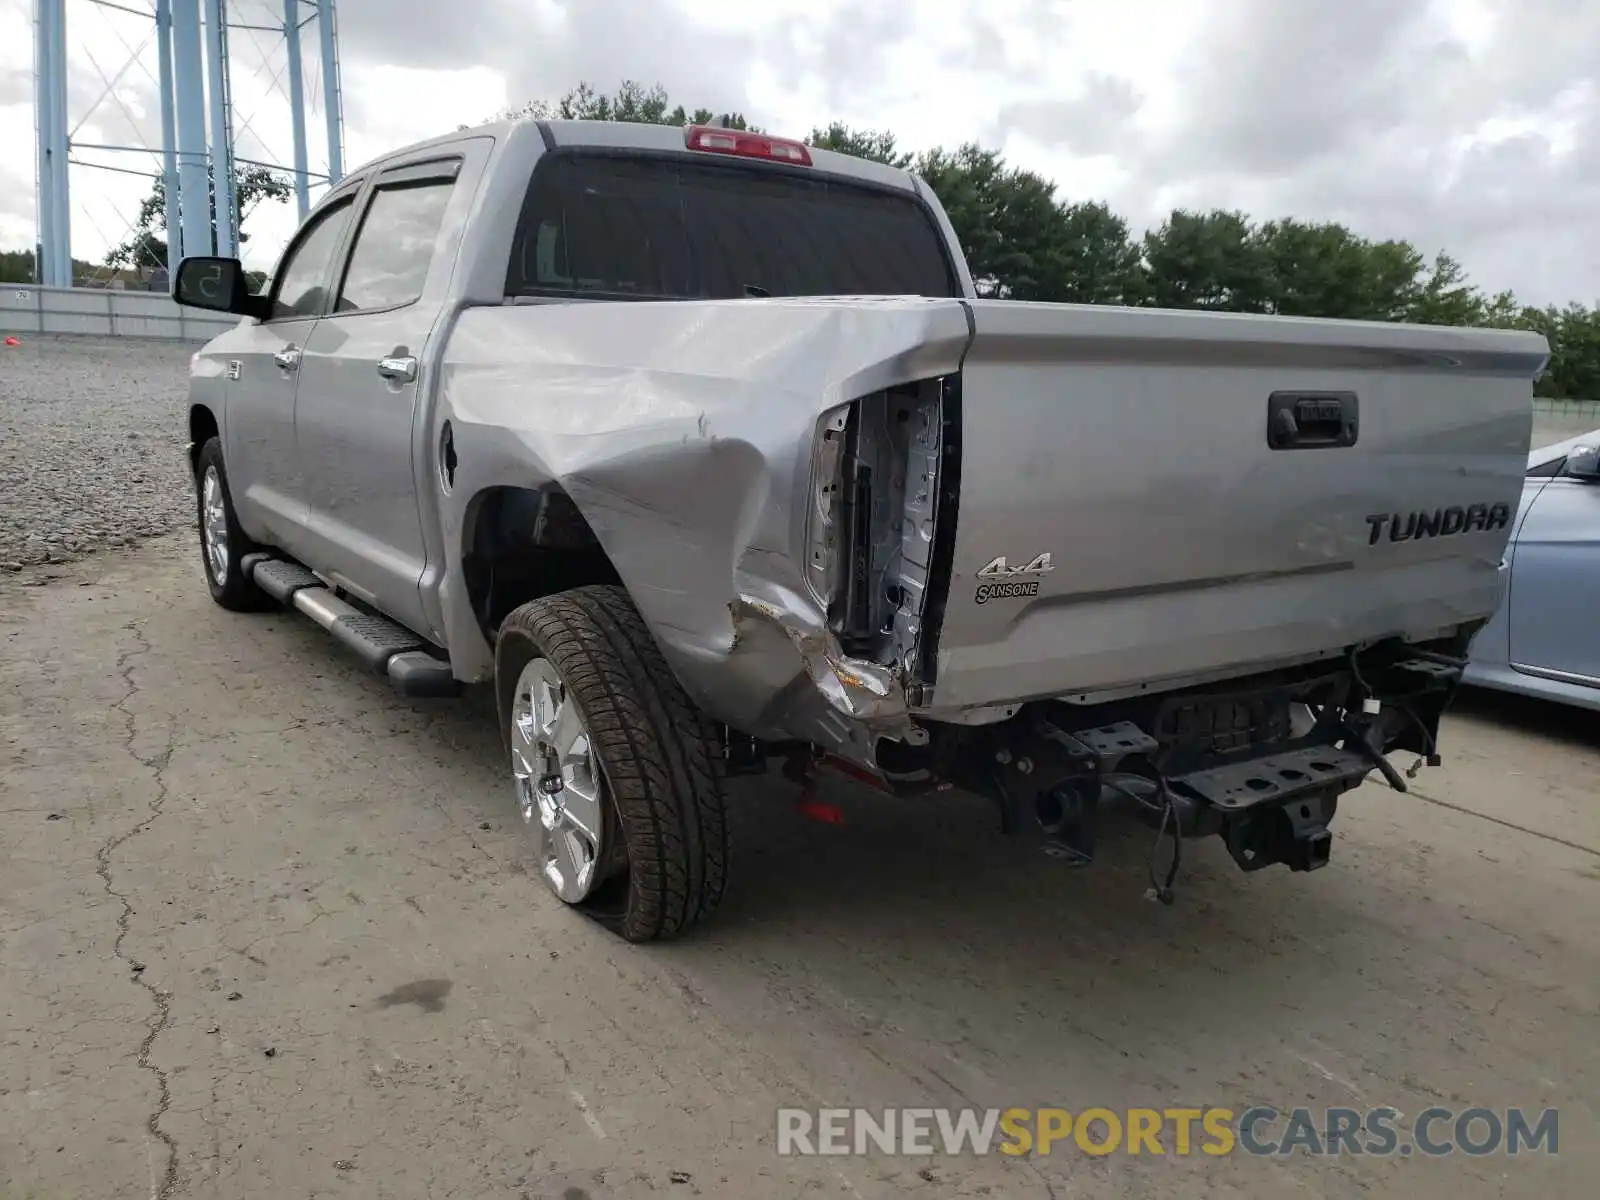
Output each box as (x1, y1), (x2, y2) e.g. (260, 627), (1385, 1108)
(924, 301), (1549, 710)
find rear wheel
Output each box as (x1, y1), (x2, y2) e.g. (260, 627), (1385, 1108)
(194, 437), (269, 611)
(495, 586), (730, 942)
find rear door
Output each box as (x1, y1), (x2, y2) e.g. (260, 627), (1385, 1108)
(223, 189), (358, 555)
(1507, 471), (1600, 685)
(293, 149), (477, 636)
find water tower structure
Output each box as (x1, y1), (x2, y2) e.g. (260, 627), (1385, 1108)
(32, 0), (345, 286)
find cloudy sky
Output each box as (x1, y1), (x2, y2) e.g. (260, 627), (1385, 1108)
(0, 0), (1595, 306)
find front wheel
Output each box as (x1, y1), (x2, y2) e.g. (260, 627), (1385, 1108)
(495, 586), (730, 942)
(194, 437), (269, 611)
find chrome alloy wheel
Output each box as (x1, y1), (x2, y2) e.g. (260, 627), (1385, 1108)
(510, 657), (606, 903)
(201, 465), (229, 583)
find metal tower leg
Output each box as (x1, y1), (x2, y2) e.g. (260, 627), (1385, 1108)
(284, 0), (310, 219)
(34, 0), (71, 286)
(172, 0), (212, 258)
(204, 0), (236, 257)
(317, 0), (343, 184)
(156, 0), (182, 270)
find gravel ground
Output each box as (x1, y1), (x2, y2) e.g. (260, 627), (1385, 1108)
(0, 334), (195, 571)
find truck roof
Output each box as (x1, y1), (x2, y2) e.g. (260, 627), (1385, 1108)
(346, 117), (921, 196)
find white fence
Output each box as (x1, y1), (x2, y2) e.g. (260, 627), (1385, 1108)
(1531, 397), (1599, 446)
(1532, 397), (1600, 419)
(0, 284), (237, 341)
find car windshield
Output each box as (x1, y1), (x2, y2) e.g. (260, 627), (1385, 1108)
(506, 153), (958, 301)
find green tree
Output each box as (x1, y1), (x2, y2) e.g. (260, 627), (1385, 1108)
(1480, 289), (1524, 327)
(1361, 240), (1433, 322)
(106, 164), (291, 271)
(1051, 202), (1143, 306)
(1405, 252), (1489, 327)
(1521, 304), (1600, 400)
(807, 122), (912, 168)
(0, 248), (113, 285)
(0, 249), (35, 284)
(1139, 210), (1273, 312)
(505, 80), (755, 131)
(1255, 219), (1423, 321)
(914, 144), (1073, 300)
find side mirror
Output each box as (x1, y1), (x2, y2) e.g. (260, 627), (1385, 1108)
(172, 256), (267, 319)
(1565, 445), (1600, 481)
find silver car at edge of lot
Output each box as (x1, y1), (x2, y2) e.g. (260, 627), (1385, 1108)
(1465, 430), (1600, 711)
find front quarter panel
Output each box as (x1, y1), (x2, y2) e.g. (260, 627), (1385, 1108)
(186, 323), (245, 483)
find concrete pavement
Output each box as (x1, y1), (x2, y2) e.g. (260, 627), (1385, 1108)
(2, 536), (1596, 1199)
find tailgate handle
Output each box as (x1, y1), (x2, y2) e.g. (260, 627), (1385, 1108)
(1268, 391), (1358, 450)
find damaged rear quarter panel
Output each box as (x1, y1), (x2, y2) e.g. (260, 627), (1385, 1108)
(434, 296), (971, 750)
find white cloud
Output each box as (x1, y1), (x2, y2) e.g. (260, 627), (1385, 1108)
(239, 62), (506, 270)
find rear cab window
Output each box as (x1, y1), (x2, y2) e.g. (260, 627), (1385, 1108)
(505, 153), (958, 301)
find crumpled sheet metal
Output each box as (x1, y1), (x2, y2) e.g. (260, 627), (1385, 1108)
(434, 296), (971, 752)
(729, 593), (898, 719)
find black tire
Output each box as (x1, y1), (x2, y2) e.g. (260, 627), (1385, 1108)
(495, 586), (730, 942)
(194, 437), (270, 611)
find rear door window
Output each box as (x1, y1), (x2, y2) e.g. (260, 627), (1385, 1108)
(507, 154), (957, 301)
(335, 166), (459, 314)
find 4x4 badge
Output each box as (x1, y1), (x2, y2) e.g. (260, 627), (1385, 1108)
(977, 553), (1054, 579)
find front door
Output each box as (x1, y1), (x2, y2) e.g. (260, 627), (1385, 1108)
(223, 191), (359, 558)
(293, 156), (466, 637)
(1508, 473), (1600, 684)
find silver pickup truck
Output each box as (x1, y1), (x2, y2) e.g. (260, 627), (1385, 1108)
(173, 118), (1550, 941)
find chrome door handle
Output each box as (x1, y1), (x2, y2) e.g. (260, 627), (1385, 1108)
(272, 345), (301, 372)
(376, 355), (417, 383)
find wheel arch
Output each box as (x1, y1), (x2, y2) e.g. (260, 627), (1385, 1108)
(461, 484), (624, 640)
(188, 403), (220, 475)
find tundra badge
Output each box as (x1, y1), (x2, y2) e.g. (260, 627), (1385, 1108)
(1365, 503), (1511, 545)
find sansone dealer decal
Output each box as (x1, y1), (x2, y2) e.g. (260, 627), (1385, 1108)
(975, 553), (1053, 604)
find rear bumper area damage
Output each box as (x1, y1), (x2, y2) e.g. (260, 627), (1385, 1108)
(440, 298), (1511, 895)
(703, 348), (983, 784)
(721, 367), (1477, 894)
(728, 370), (960, 750)
(756, 622), (1476, 899)
(913, 638), (1474, 896)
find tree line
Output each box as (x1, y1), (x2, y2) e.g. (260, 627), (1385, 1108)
(5, 78), (1594, 400)
(509, 81), (1598, 400)
(1, 249), (104, 287)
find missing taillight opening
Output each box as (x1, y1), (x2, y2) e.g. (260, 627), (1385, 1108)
(804, 380), (948, 679)
(684, 125), (813, 167)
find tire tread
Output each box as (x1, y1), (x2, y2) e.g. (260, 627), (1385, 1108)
(497, 585), (729, 941)
(195, 437), (270, 611)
